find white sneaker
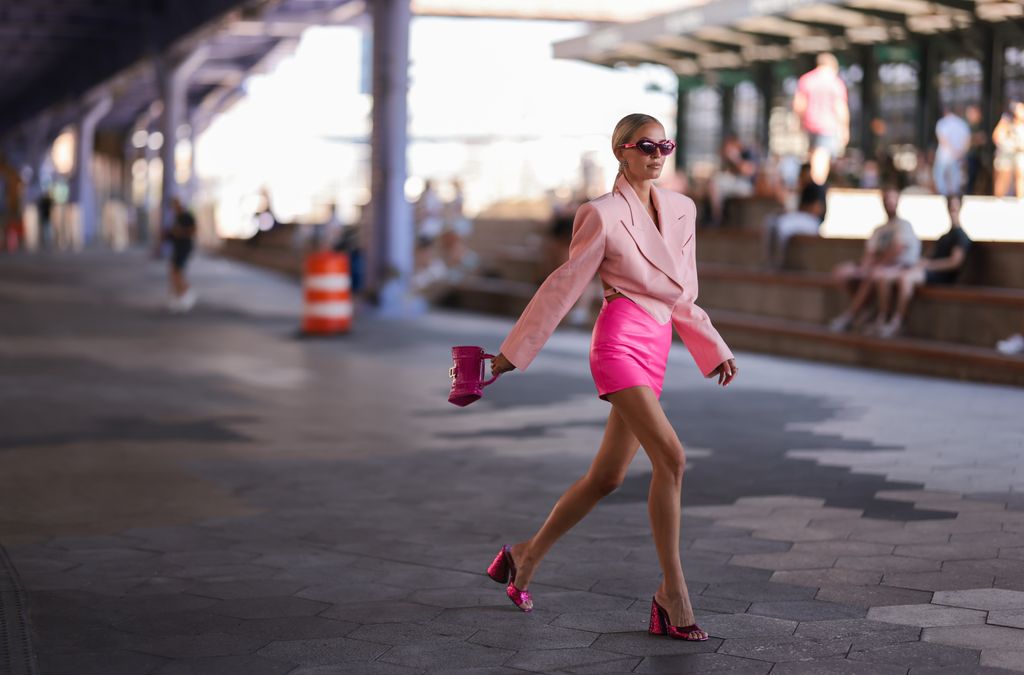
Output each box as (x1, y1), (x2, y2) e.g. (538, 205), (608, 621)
(179, 289), (197, 311)
(996, 333), (1024, 355)
(829, 314), (852, 333)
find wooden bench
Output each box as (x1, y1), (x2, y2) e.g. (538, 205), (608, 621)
(697, 230), (1024, 290)
(697, 264), (1024, 350)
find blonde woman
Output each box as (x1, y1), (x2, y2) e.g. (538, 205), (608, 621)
(993, 101), (1024, 198)
(485, 113), (737, 641)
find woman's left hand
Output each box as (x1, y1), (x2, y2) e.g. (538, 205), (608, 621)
(709, 359), (738, 386)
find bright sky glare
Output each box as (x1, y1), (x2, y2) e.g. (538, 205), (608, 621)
(196, 17), (676, 236)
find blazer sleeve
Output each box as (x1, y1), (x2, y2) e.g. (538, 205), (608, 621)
(671, 207), (734, 377)
(499, 203), (606, 371)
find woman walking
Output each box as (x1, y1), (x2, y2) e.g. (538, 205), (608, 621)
(485, 114), (737, 641)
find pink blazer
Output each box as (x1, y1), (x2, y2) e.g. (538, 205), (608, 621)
(500, 174), (733, 377)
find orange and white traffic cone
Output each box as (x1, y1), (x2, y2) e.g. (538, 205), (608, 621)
(302, 251), (352, 335)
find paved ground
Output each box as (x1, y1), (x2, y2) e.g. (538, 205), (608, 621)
(2, 250), (1024, 675)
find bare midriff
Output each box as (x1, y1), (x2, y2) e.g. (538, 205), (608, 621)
(602, 284), (627, 302)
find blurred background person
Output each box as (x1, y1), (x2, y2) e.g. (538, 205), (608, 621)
(708, 133), (756, 226)
(993, 100), (1024, 198)
(36, 188), (54, 251)
(965, 104), (987, 195)
(438, 179), (478, 283)
(933, 105), (970, 197)
(872, 195), (971, 338)
(412, 179), (447, 290)
(166, 197), (198, 313)
(763, 178), (825, 268)
(830, 187), (920, 332)
(793, 53), (849, 186)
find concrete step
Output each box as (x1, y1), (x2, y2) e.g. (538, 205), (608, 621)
(711, 309), (1024, 387)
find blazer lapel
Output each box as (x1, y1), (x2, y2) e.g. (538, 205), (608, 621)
(615, 175), (683, 289)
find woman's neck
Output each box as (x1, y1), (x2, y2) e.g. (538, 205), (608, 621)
(624, 174), (653, 206)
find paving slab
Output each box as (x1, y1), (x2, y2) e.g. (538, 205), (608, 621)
(933, 588), (1024, 611)
(979, 648), (1024, 672)
(868, 603), (988, 628)
(770, 658), (909, 674)
(922, 624), (1024, 651)
(747, 600), (865, 621)
(815, 584), (934, 608)
(633, 652), (771, 673)
(847, 641), (982, 668)
(987, 609), (1024, 629)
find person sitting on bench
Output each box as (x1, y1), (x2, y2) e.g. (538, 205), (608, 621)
(764, 178), (825, 268)
(829, 186), (920, 332)
(871, 194), (972, 338)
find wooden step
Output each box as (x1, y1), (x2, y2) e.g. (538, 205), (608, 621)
(697, 263), (1024, 349)
(439, 276), (536, 317)
(710, 309), (1024, 387)
(696, 230), (1024, 289)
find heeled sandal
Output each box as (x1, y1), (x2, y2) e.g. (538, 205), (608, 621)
(485, 544), (533, 612)
(649, 596), (708, 641)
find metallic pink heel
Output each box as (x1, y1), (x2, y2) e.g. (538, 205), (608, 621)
(506, 582), (533, 612)
(486, 544), (533, 612)
(649, 597), (707, 641)
(486, 544), (512, 584)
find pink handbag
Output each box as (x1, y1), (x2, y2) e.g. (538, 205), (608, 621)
(448, 346), (500, 407)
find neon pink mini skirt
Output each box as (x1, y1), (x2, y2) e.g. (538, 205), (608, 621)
(589, 296), (672, 400)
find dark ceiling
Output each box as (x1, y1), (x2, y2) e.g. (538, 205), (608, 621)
(0, 0), (364, 140)
(0, 0), (265, 135)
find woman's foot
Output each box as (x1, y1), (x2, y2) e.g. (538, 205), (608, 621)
(508, 542), (536, 611)
(653, 590), (707, 640)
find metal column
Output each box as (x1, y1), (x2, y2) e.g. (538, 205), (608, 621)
(982, 24), (1006, 143)
(756, 63), (774, 153)
(720, 84), (735, 137)
(916, 37), (939, 151)
(158, 48), (207, 233)
(73, 95), (113, 245)
(860, 46), (878, 160)
(674, 82), (688, 171)
(368, 0), (419, 315)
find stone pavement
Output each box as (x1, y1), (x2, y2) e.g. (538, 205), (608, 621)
(1, 250), (1024, 675)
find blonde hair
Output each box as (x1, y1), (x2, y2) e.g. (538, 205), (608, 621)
(612, 113), (663, 175)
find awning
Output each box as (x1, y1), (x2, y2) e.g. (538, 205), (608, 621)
(554, 0), (1021, 75)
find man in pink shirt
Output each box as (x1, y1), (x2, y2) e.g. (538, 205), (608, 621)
(793, 53), (849, 185)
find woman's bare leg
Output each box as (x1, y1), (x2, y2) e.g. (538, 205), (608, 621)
(509, 407), (641, 605)
(606, 386), (706, 639)
(994, 168), (1010, 197)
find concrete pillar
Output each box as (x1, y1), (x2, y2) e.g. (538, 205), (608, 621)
(73, 94), (113, 245)
(916, 37), (938, 151)
(982, 24), (1005, 146)
(158, 48), (208, 232)
(756, 64), (774, 153)
(860, 46), (878, 160)
(368, 0), (420, 315)
(674, 83), (688, 172)
(22, 113), (53, 205)
(720, 84), (735, 137)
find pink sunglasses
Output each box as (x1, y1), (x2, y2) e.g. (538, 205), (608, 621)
(618, 138), (676, 156)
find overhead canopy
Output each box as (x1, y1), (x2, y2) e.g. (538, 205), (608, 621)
(553, 0), (1023, 76)
(0, 0), (365, 140)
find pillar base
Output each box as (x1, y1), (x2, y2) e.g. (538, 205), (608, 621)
(374, 279), (427, 318)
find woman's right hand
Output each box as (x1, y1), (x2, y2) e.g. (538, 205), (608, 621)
(491, 353), (516, 377)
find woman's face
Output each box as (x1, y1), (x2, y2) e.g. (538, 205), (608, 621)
(617, 122), (669, 182)
(1014, 103), (1024, 121)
